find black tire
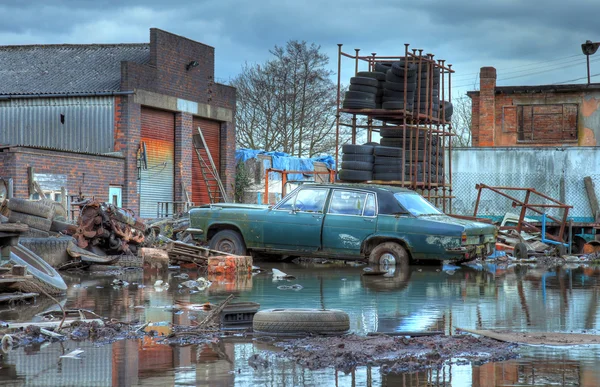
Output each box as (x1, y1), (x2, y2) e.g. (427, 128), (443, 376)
(342, 99), (376, 109)
(374, 156), (404, 165)
(22, 227), (50, 238)
(373, 164), (422, 173)
(514, 243), (528, 259)
(50, 219), (75, 233)
(363, 141), (380, 146)
(8, 211), (52, 231)
(113, 254), (143, 268)
(382, 101), (411, 110)
(385, 70), (417, 83)
(356, 71), (386, 81)
(9, 244), (68, 295)
(350, 77), (378, 87)
(253, 308), (350, 335)
(383, 89), (415, 100)
(342, 154), (374, 163)
(342, 144), (374, 154)
(375, 63), (392, 73)
(344, 91), (376, 101)
(373, 172), (403, 181)
(368, 242), (410, 271)
(7, 198), (55, 219)
(209, 230), (247, 256)
(385, 79), (417, 92)
(391, 61), (417, 77)
(349, 84), (378, 94)
(374, 146), (404, 157)
(379, 128), (432, 139)
(380, 138), (432, 149)
(341, 161), (373, 171)
(338, 169), (372, 181)
(19, 237), (75, 268)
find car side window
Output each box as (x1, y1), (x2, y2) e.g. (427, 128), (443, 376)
(277, 193), (296, 211)
(328, 190), (368, 216)
(294, 188), (328, 213)
(363, 194), (376, 216)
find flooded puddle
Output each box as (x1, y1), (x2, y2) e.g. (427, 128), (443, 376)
(1, 261), (600, 386)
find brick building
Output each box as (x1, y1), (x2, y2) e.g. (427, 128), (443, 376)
(0, 28), (236, 218)
(468, 67), (600, 147)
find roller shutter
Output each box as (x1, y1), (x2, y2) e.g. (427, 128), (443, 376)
(191, 118), (221, 205)
(140, 108), (175, 218)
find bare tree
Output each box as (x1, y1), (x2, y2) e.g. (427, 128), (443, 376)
(232, 41), (339, 157)
(450, 96), (472, 147)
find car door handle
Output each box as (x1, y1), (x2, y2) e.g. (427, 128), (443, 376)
(364, 218), (374, 223)
(313, 215), (323, 220)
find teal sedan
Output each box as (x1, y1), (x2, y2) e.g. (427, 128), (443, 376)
(188, 183), (497, 268)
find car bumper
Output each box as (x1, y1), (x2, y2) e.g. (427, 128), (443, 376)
(445, 242), (495, 259)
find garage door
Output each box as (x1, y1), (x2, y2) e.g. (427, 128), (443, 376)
(191, 118), (221, 205)
(140, 107), (175, 218)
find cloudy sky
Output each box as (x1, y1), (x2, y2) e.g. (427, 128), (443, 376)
(2, 0), (599, 99)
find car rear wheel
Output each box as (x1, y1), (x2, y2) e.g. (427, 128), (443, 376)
(209, 230), (247, 256)
(369, 242), (409, 272)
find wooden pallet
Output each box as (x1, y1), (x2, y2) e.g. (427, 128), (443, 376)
(164, 242), (239, 264)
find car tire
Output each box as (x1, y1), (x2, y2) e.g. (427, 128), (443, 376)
(373, 172), (403, 181)
(374, 156), (404, 165)
(368, 242), (410, 272)
(514, 242), (528, 259)
(391, 61), (417, 77)
(344, 91), (376, 101)
(349, 84), (378, 94)
(374, 146), (404, 157)
(7, 198), (55, 219)
(209, 230), (247, 256)
(342, 154), (374, 163)
(340, 161), (373, 171)
(338, 169), (372, 181)
(349, 77), (379, 87)
(356, 71), (386, 81)
(383, 89), (415, 100)
(18, 237), (75, 268)
(342, 144), (374, 154)
(253, 308), (350, 336)
(375, 63), (392, 73)
(384, 79), (417, 92)
(8, 211), (52, 231)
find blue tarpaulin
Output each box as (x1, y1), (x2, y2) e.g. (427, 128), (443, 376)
(235, 149), (335, 181)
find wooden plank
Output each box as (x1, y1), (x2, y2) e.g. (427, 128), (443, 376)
(584, 176), (600, 222)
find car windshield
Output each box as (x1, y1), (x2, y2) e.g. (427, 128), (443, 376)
(394, 193), (442, 216)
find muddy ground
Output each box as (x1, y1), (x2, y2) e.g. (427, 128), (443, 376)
(271, 333), (518, 374)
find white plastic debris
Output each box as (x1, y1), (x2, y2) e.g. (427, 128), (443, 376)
(60, 349), (84, 359)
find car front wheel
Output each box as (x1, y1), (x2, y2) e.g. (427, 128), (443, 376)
(369, 242), (409, 272)
(209, 230), (247, 256)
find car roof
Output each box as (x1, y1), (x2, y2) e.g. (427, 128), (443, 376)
(299, 183), (415, 195)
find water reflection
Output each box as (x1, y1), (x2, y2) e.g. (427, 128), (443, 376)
(0, 262), (599, 386)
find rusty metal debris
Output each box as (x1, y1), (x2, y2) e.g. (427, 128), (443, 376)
(69, 199), (146, 255)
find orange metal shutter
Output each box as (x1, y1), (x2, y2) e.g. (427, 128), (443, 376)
(140, 107), (175, 218)
(191, 118), (221, 205)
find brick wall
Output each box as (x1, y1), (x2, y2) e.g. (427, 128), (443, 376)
(469, 67), (600, 147)
(114, 95), (141, 212)
(0, 147), (124, 200)
(174, 112), (193, 202)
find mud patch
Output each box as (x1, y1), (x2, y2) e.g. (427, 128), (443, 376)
(274, 334), (518, 373)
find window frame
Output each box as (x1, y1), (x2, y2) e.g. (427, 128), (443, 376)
(326, 189), (378, 218)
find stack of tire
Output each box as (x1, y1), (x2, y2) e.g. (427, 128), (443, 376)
(375, 61), (417, 111)
(414, 64), (440, 117)
(7, 198), (64, 238)
(440, 100), (453, 121)
(339, 144), (374, 181)
(372, 145), (408, 181)
(343, 75), (383, 109)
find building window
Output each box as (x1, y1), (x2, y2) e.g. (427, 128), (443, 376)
(517, 104), (578, 142)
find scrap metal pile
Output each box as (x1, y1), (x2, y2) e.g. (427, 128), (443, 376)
(70, 199), (146, 255)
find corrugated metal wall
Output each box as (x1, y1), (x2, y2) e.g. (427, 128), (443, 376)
(0, 96), (114, 153)
(191, 118), (221, 205)
(139, 107), (175, 218)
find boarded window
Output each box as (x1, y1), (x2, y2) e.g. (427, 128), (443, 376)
(517, 104), (578, 142)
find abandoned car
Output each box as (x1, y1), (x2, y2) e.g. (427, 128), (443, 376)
(188, 184), (497, 267)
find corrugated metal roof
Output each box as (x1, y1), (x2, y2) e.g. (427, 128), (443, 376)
(0, 44), (150, 95)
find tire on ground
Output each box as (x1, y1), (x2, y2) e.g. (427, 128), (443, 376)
(18, 237), (75, 268)
(209, 229), (247, 256)
(22, 227), (51, 238)
(253, 308), (350, 335)
(514, 242), (528, 259)
(338, 169), (372, 181)
(340, 161), (373, 171)
(342, 144), (374, 155)
(7, 198), (55, 219)
(8, 211), (52, 231)
(9, 244), (68, 295)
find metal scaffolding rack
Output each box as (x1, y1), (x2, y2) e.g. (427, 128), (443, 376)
(334, 43), (456, 212)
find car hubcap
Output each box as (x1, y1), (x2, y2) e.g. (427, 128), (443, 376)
(380, 253), (396, 268)
(217, 239), (235, 254)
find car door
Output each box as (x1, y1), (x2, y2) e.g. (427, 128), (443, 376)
(321, 189), (377, 256)
(262, 187), (329, 252)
